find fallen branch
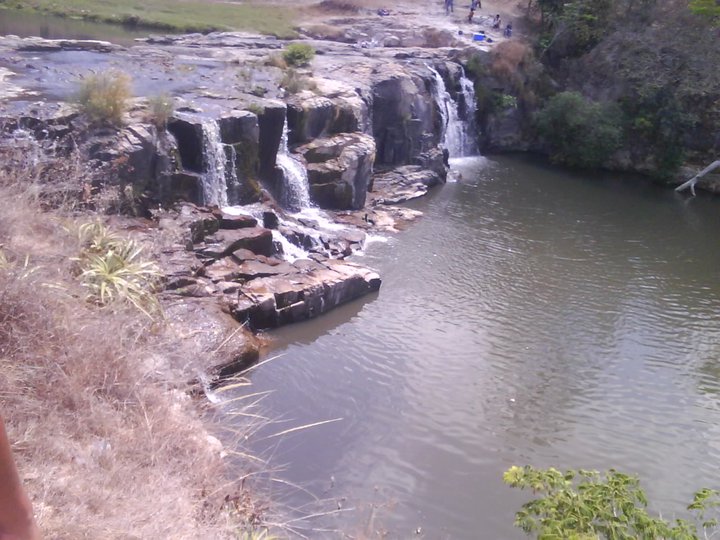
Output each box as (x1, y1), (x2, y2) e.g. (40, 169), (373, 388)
(675, 159), (720, 196)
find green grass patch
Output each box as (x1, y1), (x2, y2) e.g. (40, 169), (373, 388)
(5, 0), (299, 37)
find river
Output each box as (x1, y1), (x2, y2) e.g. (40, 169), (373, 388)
(0, 9), (165, 46)
(239, 155), (720, 539)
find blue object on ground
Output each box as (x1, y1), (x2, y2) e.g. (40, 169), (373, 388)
(473, 33), (486, 41)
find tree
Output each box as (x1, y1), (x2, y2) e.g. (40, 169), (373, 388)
(504, 466), (720, 540)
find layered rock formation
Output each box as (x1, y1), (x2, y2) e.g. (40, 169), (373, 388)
(0, 31), (480, 376)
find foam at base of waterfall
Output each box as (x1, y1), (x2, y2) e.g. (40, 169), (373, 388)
(293, 207), (347, 232)
(271, 230), (310, 263)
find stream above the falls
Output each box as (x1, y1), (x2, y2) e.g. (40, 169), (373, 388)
(238, 154), (720, 538)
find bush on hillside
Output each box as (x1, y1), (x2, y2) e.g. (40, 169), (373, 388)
(535, 91), (623, 168)
(282, 43), (315, 67)
(76, 69), (132, 126)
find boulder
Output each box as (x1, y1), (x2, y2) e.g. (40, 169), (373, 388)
(257, 101), (286, 179)
(231, 259), (381, 329)
(371, 165), (444, 204)
(218, 111), (261, 205)
(372, 65), (437, 165)
(296, 132), (376, 210)
(286, 84), (365, 144)
(201, 227), (275, 258)
(167, 115), (204, 172)
(219, 212), (258, 229)
(160, 297), (261, 380)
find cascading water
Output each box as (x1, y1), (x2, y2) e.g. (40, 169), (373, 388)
(201, 120), (229, 207)
(428, 66), (476, 158)
(458, 67), (478, 154)
(276, 119), (311, 211)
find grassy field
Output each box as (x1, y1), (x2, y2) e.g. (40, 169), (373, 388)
(3, 0), (299, 37)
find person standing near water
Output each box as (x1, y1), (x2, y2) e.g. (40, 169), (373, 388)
(445, 0), (454, 15)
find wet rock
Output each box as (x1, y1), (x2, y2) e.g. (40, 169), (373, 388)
(219, 212), (257, 229)
(201, 227), (275, 258)
(232, 259), (381, 329)
(167, 115), (204, 173)
(372, 65), (438, 165)
(263, 211), (280, 230)
(156, 204), (219, 245)
(296, 132), (376, 210)
(371, 165), (444, 204)
(218, 111), (262, 205)
(257, 101), (286, 179)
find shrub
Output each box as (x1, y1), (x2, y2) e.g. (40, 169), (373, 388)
(279, 69), (316, 95)
(505, 466), (720, 539)
(146, 93), (174, 128)
(264, 53), (288, 69)
(76, 69), (132, 126)
(74, 222), (161, 318)
(282, 43), (315, 67)
(535, 91), (623, 168)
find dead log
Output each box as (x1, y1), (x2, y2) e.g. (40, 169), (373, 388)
(675, 159), (720, 196)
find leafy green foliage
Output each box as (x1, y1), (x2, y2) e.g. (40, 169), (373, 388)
(560, 0), (613, 53)
(689, 0), (720, 24)
(282, 43), (315, 67)
(535, 91), (623, 168)
(74, 222), (161, 318)
(622, 86), (695, 178)
(505, 466), (720, 540)
(75, 69), (132, 126)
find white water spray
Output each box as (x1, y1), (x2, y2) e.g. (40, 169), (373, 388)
(276, 119), (311, 210)
(201, 120), (229, 207)
(428, 66), (476, 158)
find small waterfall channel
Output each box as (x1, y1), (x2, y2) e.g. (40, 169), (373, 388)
(276, 119), (311, 211)
(200, 119), (230, 207)
(428, 66), (477, 158)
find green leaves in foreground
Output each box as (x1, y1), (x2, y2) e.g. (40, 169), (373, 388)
(74, 222), (161, 318)
(504, 466), (720, 540)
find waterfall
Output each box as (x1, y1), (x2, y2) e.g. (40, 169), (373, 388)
(428, 66), (476, 158)
(201, 120), (229, 207)
(459, 67), (478, 155)
(276, 119), (311, 211)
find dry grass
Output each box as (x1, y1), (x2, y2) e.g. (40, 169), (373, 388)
(0, 137), (266, 539)
(489, 40), (541, 107)
(76, 69), (133, 127)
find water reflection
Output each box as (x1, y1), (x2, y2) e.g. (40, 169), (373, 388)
(236, 155), (720, 538)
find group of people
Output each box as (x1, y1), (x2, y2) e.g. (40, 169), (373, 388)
(462, 1), (513, 38)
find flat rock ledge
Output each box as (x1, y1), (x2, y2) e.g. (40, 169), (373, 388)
(154, 204), (382, 335)
(232, 259), (381, 329)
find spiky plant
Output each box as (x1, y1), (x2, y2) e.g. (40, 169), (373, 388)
(74, 223), (161, 318)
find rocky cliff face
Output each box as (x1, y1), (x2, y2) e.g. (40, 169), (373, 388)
(0, 31), (476, 368)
